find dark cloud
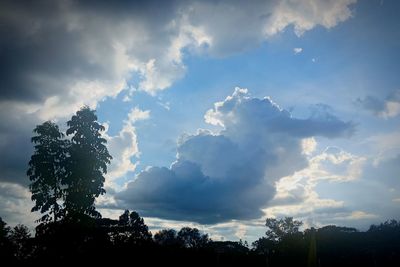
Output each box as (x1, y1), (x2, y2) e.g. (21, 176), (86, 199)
(116, 88), (354, 224)
(0, 103), (38, 185)
(357, 90), (400, 118)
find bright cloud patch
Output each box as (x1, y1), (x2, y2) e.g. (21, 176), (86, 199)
(293, 47), (303, 54)
(105, 107), (150, 189)
(116, 88), (354, 224)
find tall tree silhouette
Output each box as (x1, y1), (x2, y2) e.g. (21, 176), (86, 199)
(64, 107), (112, 219)
(27, 121), (68, 223)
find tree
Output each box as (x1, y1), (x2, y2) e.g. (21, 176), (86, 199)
(0, 217), (13, 261)
(27, 121), (68, 223)
(0, 217), (10, 240)
(154, 229), (179, 246)
(265, 217), (303, 241)
(64, 107), (112, 219)
(10, 224), (31, 260)
(177, 227), (210, 249)
(117, 210), (152, 244)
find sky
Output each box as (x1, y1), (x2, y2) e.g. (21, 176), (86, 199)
(0, 0), (399, 242)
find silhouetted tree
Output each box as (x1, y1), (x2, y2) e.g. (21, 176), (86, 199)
(154, 229), (179, 246)
(265, 217), (303, 241)
(0, 217), (10, 240)
(27, 121), (68, 223)
(0, 217), (14, 262)
(112, 210), (152, 245)
(10, 224), (32, 260)
(177, 227), (210, 249)
(252, 236), (275, 254)
(64, 107), (112, 219)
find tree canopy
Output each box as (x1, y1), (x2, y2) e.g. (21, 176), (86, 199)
(27, 121), (68, 223)
(28, 107), (111, 223)
(64, 106), (112, 219)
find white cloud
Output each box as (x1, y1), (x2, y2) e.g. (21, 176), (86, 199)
(293, 47), (303, 54)
(128, 107), (151, 123)
(265, 146), (370, 227)
(104, 107), (150, 189)
(381, 100), (400, 118)
(264, 0), (356, 37)
(302, 137), (317, 155)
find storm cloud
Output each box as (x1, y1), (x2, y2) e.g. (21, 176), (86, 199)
(116, 88), (354, 223)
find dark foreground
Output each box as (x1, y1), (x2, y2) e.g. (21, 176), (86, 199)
(1, 215), (399, 266)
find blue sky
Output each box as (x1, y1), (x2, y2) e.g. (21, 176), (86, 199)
(0, 0), (399, 242)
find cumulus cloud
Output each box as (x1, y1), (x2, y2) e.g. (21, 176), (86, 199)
(116, 88), (354, 224)
(357, 90), (400, 118)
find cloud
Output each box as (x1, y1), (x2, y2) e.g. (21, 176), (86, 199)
(116, 88), (354, 224)
(183, 0), (356, 56)
(270, 146), (365, 211)
(0, 182), (35, 227)
(0, 0), (357, 108)
(127, 107), (151, 123)
(357, 90), (400, 118)
(266, 147), (400, 229)
(104, 107), (150, 189)
(293, 47), (303, 54)
(264, 0), (356, 37)
(0, 103), (38, 185)
(0, 0), (356, 185)
(0, 0), (357, 225)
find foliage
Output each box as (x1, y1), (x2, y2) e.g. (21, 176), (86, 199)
(154, 229), (179, 246)
(27, 121), (68, 223)
(177, 227), (210, 249)
(115, 210), (152, 244)
(265, 217), (303, 241)
(1, 215), (400, 265)
(10, 224), (32, 260)
(63, 106), (112, 219)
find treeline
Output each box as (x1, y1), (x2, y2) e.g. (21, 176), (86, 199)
(0, 107), (399, 265)
(1, 215), (400, 266)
